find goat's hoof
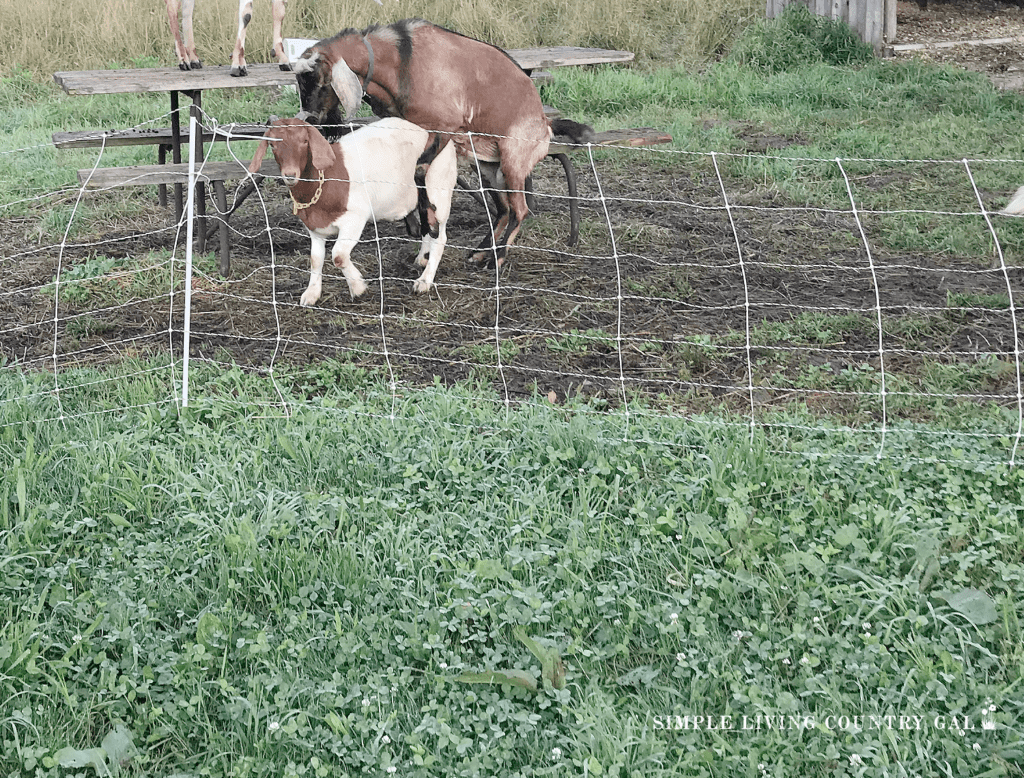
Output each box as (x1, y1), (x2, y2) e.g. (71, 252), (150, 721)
(412, 278), (431, 294)
(469, 249), (504, 269)
(178, 62), (191, 72)
(189, 60), (203, 70)
(229, 66), (248, 78)
(299, 295), (319, 307)
(279, 62), (292, 71)
(349, 280), (368, 299)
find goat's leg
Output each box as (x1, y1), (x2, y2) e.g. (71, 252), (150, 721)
(271, 0), (291, 70)
(230, 0), (254, 77)
(414, 143), (457, 293)
(331, 214), (369, 299)
(180, 0), (201, 69)
(164, 0), (193, 71)
(470, 162), (511, 267)
(300, 233), (327, 307)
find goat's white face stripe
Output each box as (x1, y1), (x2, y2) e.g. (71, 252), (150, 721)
(292, 52), (318, 74)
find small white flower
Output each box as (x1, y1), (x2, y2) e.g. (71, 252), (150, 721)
(669, 613), (679, 624)
(989, 704), (997, 713)
(439, 662), (447, 669)
(382, 735), (391, 744)
(782, 658), (790, 665)
(551, 747), (562, 760)
(362, 698), (370, 707)
(863, 622), (871, 631)
(613, 619), (621, 626)
(676, 652), (686, 662)
(268, 721), (281, 732)
(813, 616), (820, 623)
(675, 534), (683, 540)
(849, 754), (863, 766)
(733, 630), (744, 640)
(973, 743), (981, 752)
(386, 767), (397, 774)
(800, 656), (810, 665)
(73, 634), (83, 643)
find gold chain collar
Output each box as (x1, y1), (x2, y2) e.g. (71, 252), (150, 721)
(291, 169), (325, 215)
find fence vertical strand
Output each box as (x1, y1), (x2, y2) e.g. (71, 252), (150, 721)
(711, 151), (755, 443)
(837, 158), (888, 459)
(963, 159), (1024, 466)
(586, 143), (630, 439)
(181, 114), (197, 408)
(52, 135), (109, 427)
(467, 131), (511, 415)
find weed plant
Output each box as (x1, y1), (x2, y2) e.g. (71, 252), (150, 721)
(1, 364), (1022, 776)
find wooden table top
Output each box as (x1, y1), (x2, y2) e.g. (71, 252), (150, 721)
(53, 47), (634, 96)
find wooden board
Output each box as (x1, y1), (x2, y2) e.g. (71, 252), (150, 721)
(506, 46), (634, 70)
(53, 123), (268, 149)
(54, 64), (297, 96)
(548, 127), (673, 156)
(54, 47), (633, 96)
(78, 159), (279, 189)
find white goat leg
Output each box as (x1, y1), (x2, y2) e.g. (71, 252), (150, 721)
(412, 142), (457, 294)
(230, 0), (254, 76)
(271, 0), (291, 68)
(1003, 185), (1024, 215)
(331, 213), (369, 299)
(300, 233), (327, 307)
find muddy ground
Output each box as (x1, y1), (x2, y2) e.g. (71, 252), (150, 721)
(4, 3), (1023, 421)
(3, 148), (1020, 424)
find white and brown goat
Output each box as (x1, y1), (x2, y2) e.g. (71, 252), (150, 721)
(248, 117), (457, 306)
(292, 18), (593, 266)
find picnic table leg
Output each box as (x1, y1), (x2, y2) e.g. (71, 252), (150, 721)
(187, 91), (208, 254)
(214, 180), (230, 277)
(171, 91), (183, 222)
(158, 144), (169, 208)
(551, 153), (580, 248)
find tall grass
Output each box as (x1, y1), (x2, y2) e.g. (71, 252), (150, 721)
(0, 0), (761, 78)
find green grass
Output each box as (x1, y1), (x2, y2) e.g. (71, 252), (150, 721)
(1, 363), (1022, 777)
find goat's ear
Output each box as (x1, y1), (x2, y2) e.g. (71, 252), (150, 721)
(330, 59), (363, 119)
(307, 126), (337, 171)
(248, 138), (271, 174)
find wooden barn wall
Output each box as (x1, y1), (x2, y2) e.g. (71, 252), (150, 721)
(765, 0), (898, 49)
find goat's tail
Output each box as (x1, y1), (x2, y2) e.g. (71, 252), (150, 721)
(1003, 185), (1024, 215)
(551, 118), (595, 144)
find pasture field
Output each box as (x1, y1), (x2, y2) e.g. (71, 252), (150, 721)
(2, 8), (1024, 777)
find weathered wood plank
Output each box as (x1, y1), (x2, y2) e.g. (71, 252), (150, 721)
(79, 127), (672, 189)
(54, 64), (297, 95)
(53, 123), (268, 149)
(548, 127), (673, 156)
(505, 46), (634, 70)
(54, 47), (633, 96)
(78, 159), (279, 189)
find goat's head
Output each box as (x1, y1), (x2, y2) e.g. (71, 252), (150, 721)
(248, 118), (337, 186)
(293, 46), (363, 135)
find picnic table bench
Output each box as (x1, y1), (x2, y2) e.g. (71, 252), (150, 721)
(53, 44), (673, 274)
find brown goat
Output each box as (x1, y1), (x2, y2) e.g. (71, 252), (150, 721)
(292, 19), (593, 266)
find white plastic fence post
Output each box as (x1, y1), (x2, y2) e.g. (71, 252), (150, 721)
(181, 114), (197, 408)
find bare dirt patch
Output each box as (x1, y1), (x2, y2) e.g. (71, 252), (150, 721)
(3, 152), (1019, 424)
(893, 0), (1024, 89)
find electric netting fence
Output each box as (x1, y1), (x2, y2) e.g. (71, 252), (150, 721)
(2, 108), (1022, 466)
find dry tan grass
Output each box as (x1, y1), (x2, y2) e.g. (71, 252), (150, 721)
(1, 0), (760, 77)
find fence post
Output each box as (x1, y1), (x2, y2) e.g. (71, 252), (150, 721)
(181, 114), (197, 408)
